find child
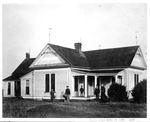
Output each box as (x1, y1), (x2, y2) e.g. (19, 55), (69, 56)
(50, 89), (55, 102)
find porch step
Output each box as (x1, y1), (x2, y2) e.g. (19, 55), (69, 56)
(71, 96), (95, 100)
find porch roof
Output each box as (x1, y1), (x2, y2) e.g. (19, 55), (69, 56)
(72, 69), (124, 74)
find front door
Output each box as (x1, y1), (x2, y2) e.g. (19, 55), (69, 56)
(74, 76), (84, 96)
(87, 76), (94, 96)
(15, 80), (21, 97)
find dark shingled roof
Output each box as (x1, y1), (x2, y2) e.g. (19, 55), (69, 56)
(50, 44), (139, 69)
(50, 44), (90, 68)
(3, 58), (35, 81)
(83, 46), (139, 69)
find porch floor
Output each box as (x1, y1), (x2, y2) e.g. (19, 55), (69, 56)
(71, 96), (95, 100)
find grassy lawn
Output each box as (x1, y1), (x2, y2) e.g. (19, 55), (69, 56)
(3, 98), (146, 118)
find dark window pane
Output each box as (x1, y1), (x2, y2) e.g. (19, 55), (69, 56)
(26, 87), (29, 94)
(51, 74), (55, 91)
(118, 76), (122, 85)
(74, 77), (78, 91)
(8, 83), (11, 95)
(134, 74), (136, 86)
(137, 74), (139, 84)
(45, 74), (49, 92)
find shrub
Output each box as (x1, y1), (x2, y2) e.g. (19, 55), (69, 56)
(132, 79), (147, 103)
(108, 83), (127, 101)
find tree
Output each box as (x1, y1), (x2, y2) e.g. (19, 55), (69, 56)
(132, 79), (147, 103)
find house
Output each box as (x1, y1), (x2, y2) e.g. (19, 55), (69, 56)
(3, 43), (147, 100)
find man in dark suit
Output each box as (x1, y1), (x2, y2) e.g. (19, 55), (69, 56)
(94, 85), (100, 100)
(65, 86), (70, 102)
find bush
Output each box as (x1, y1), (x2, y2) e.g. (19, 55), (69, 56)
(132, 79), (147, 103)
(108, 83), (127, 101)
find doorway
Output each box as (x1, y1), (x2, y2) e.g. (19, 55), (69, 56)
(74, 76), (84, 96)
(15, 80), (21, 97)
(87, 76), (95, 96)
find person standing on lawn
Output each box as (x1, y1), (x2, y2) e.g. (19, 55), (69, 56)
(101, 84), (107, 102)
(50, 89), (55, 102)
(65, 86), (70, 102)
(94, 85), (100, 100)
(80, 86), (84, 96)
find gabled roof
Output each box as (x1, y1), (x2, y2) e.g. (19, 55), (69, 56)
(83, 46), (139, 69)
(3, 44), (145, 81)
(3, 58), (35, 81)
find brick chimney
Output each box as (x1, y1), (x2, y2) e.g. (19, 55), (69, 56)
(74, 42), (82, 52)
(26, 52), (30, 59)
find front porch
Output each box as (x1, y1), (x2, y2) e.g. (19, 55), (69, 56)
(71, 69), (123, 99)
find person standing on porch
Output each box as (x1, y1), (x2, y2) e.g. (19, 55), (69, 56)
(80, 86), (84, 96)
(65, 86), (70, 102)
(94, 85), (100, 100)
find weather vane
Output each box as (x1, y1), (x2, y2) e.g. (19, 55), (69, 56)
(135, 31), (138, 45)
(49, 28), (52, 43)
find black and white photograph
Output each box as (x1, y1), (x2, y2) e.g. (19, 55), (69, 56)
(1, 0), (148, 120)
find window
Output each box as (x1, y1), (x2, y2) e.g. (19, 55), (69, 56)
(51, 74), (55, 91)
(26, 80), (30, 94)
(118, 76), (122, 85)
(45, 74), (55, 92)
(74, 76), (78, 91)
(8, 82), (11, 95)
(45, 74), (50, 92)
(134, 74), (139, 86)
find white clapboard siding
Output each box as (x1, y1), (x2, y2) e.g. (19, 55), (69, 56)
(3, 81), (15, 97)
(126, 68), (144, 91)
(21, 72), (33, 98)
(34, 68), (71, 99)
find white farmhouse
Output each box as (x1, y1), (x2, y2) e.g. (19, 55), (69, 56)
(3, 43), (147, 100)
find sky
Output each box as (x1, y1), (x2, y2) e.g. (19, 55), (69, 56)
(2, 2), (147, 79)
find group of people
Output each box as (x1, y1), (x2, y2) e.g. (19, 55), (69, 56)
(50, 84), (107, 102)
(50, 86), (71, 102)
(94, 84), (107, 102)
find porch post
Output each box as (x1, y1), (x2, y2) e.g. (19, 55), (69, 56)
(110, 76), (112, 84)
(115, 75), (118, 83)
(94, 76), (97, 88)
(72, 76), (75, 94)
(99, 76), (101, 87)
(84, 75), (88, 97)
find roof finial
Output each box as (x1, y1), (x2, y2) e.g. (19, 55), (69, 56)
(135, 31), (138, 45)
(49, 28), (52, 43)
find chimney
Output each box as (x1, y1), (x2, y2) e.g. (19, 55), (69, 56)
(26, 52), (30, 59)
(74, 42), (82, 52)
